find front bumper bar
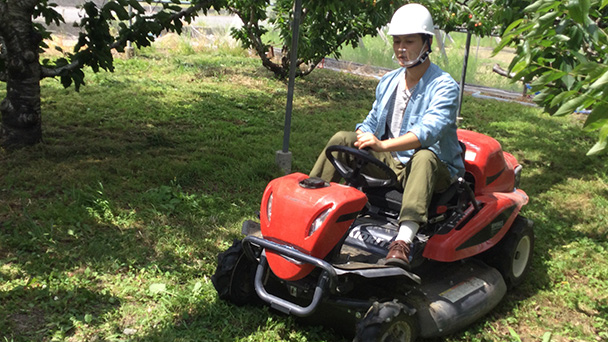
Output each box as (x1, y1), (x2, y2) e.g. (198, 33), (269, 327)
(243, 235), (336, 317)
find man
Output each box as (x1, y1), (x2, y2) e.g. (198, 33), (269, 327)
(309, 3), (464, 269)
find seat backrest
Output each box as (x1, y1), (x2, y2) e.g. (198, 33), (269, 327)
(459, 141), (466, 165)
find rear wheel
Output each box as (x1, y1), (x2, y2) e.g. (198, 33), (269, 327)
(211, 239), (260, 306)
(355, 301), (418, 342)
(484, 215), (534, 288)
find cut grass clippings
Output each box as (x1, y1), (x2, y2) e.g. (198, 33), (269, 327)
(1, 45), (607, 342)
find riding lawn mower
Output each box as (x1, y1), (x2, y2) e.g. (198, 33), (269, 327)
(212, 128), (534, 341)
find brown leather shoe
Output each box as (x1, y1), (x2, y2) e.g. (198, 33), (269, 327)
(385, 240), (411, 269)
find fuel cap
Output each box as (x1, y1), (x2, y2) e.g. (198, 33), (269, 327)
(299, 177), (329, 189)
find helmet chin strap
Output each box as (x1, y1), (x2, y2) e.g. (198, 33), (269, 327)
(401, 37), (432, 68)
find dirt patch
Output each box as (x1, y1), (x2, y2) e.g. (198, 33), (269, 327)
(9, 307), (47, 340)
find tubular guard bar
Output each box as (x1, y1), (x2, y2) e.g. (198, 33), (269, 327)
(243, 235), (336, 317)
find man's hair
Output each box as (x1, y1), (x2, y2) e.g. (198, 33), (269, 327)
(421, 34), (433, 48)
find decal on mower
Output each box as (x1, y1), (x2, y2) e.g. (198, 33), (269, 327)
(486, 166), (506, 185)
(456, 206), (516, 251)
(439, 277), (487, 303)
(348, 227), (391, 249)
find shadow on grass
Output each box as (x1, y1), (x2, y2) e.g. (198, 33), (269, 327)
(131, 300), (350, 342)
(0, 59), (379, 341)
(0, 285), (120, 342)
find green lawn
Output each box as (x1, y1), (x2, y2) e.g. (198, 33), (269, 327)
(0, 46), (607, 342)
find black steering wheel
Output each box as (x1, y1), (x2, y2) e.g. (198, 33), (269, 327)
(325, 145), (398, 188)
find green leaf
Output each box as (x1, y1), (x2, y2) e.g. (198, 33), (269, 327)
(550, 90), (578, 108)
(532, 88), (556, 104)
(589, 69), (608, 90)
(510, 59), (529, 76)
(568, 0), (590, 24)
(149, 283), (166, 294)
(586, 123), (608, 155)
(583, 103), (608, 131)
(84, 314), (93, 323)
(502, 18), (524, 35)
(103, 1), (129, 20)
(524, 0), (550, 13)
(508, 327), (522, 342)
(192, 281), (202, 294)
(531, 70), (568, 88)
(538, 11), (559, 25)
(553, 94), (586, 116)
(572, 61), (600, 74)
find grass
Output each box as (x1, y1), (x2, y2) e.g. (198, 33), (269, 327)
(1, 41), (607, 342)
(338, 31), (522, 92)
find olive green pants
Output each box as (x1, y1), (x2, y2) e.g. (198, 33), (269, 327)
(309, 131), (452, 225)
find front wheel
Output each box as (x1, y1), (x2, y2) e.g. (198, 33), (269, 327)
(211, 239), (260, 306)
(354, 301), (418, 342)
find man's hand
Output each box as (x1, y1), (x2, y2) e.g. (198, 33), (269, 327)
(354, 131), (422, 152)
(355, 132), (387, 151)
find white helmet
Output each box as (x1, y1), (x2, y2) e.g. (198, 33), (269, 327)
(387, 3), (435, 36)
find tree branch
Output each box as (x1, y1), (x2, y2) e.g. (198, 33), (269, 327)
(492, 64), (517, 79)
(111, 0), (215, 50)
(229, 5), (286, 78)
(40, 60), (82, 79)
(292, 29), (356, 78)
(168, 0), (209, 22)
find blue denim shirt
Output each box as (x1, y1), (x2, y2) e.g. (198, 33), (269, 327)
(356, 63), (465, 178)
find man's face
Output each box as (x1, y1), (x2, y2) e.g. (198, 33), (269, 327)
(392, 34), (425, 68)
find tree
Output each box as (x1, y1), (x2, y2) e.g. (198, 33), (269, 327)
(417, 0), (531, 38)
(0, 0), (225, 148)
(227, 0), (400, 79)
(496, 0), (608, 155)
(226, 0), (534, 80)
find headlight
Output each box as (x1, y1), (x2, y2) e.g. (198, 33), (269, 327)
(309, 207), (332, 237)
(514, 165), (522, 189)
(266, 193), (273, 222)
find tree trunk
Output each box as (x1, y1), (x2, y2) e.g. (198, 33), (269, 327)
(0, 2), (43, 148)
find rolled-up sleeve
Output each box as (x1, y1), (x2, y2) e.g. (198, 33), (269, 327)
(356, 97), (380, 133)
(408, 78), (459, 148)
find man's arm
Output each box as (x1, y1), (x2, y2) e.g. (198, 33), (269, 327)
(354, 131), (421, 152)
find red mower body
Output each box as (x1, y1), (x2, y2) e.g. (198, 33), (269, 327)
(260, 173), (367, 281)
(421, 130), (529, 262)
(259, 130), (528, 278)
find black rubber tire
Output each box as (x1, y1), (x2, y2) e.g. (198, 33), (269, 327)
(211, 239), (260, 306)
(483, 215), (534, 289)
(354, 301), (418, 342)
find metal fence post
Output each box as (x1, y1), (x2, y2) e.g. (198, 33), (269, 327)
(276, 0), (302, 174)
(457, 31), (472, 119)
(126, 5), (134, 58)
